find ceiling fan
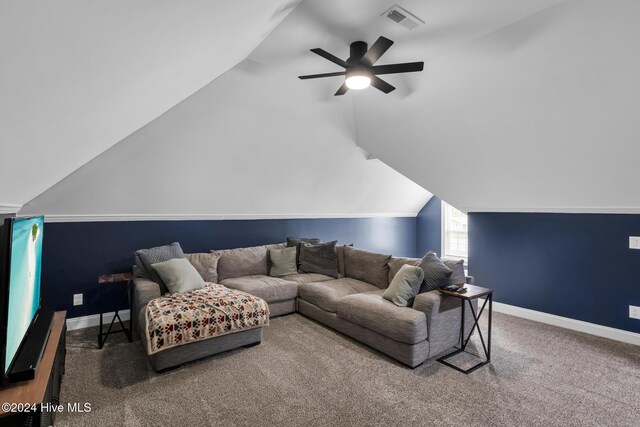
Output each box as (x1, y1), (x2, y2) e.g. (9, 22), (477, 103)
(298, 36), (424, 96)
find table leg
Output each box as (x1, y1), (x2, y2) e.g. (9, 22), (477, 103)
(98, 312), (104, 349)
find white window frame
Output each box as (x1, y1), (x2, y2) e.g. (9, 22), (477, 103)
(441, 201), (468, 263)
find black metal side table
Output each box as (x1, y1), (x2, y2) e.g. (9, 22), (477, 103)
(437, 284), (493, 374)
(98, 272), (133, 349)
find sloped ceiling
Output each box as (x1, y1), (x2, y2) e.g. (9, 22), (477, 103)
(21, 59), (430, 217)
(15, 0), (638, 216)
(0, 0), (299, 209)
(352, 0), (640, 212)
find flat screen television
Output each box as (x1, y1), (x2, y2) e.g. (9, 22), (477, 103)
(0, 216), (44, 384)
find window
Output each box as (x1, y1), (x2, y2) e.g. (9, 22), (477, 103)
(442, 202), (468, 261)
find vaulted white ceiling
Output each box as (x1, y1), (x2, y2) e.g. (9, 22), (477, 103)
(8, 0), (640, 216)
(0, 0), (299, 209)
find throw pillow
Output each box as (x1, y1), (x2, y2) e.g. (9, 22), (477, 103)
(287, 237), (321, 268)
(298, 241), (339, 278)
(185, 252), (221, 283)
(151, 258), (205, 294)
(135, 242), (185, 294)
(383, 264), (425, 307)
(133, 253), (150, 279)
(269, 246), (298, 277)
(443, 258), (466, 286)
(417, 251), (453, 293)
(343, 246), (391, 289)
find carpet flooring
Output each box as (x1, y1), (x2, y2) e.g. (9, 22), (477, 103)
(56, 313), (639, 426)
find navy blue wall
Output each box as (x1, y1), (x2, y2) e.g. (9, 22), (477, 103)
(41, 217), (416, 318)
(469, 213), (640, 333)
(416, 196), (441, 257)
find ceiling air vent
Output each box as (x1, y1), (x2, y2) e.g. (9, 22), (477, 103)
(382, 5), (424, 31)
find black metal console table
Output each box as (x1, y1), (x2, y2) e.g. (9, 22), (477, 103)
(437, 284), (493, 374)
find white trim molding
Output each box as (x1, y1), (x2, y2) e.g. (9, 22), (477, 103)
(66, 310), (130, 331)
(0, 204), (21, 214)
(462, 206), (640, 214)
(43, 212), (417, 223)
(484, 300), (640, 346)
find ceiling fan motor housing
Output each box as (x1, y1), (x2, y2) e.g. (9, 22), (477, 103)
(348, 41), (368, 64)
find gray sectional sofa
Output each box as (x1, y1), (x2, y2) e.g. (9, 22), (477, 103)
(132, 242), (475, 370)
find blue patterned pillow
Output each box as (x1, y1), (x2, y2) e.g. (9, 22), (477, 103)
(135, 242), (185, 294)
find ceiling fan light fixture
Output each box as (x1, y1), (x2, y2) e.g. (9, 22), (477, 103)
(345, 68), (371, 90)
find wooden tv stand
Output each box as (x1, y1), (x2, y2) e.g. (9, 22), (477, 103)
(0, 311), (66, 427)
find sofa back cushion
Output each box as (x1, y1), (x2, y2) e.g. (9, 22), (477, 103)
(344, 246), (391, 289)
(185, 252), (221, 283)
(388, 256), (419, 284)
(443, 258), (466, 286)
(299, 241), (339, 278)
(213, 243), (284, 281)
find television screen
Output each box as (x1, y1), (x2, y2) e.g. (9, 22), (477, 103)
(4, 217), (43, 374)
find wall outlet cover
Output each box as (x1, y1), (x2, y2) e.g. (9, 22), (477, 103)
(630, 305), (640, 320)
(73, 293), (83, 306)
(629, 236), (640, 249)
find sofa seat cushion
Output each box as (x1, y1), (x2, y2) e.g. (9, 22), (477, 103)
(337, 290), (428, 345)
(298, 278), (379, 313)
(219, 275), (298, 303)
(279, 273), (334, 287)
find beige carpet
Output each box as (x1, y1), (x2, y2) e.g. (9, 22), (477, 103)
(56, 312), (639, 426)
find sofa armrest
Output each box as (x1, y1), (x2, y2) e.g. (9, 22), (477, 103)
(131, 278), (162, 340)
(465, 275), (475, 285)
(412, 291), (476, 358)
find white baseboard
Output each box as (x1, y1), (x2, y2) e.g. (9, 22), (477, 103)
(67, 302), (640, 346)
(66, 310), (130, 331)
(482, 300), (640, 346)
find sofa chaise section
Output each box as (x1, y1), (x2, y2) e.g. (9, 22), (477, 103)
(131, 278), (264, 371)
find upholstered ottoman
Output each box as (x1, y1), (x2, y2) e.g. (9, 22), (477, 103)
(139, 282), (269, 371)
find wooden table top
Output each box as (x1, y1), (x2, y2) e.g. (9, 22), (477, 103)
(439, 284), (493, 300)
(0, 311), (66, 413)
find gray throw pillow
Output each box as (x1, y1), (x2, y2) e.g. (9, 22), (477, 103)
(343, 246), (391, 289)
(443, 258), (466, 286)
(383, 264), (425, 307)
(418, 251), (453, 293)
(151, 258), (205, 294)
(133, 253), (150, 279)
(287, 237), (321, 268)
(269, 247), (298, 277)
(135, 242), (185, 294)
(299, 241), (339, 278)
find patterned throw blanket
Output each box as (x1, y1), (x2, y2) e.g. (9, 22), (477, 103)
(145, 283), (269, 355)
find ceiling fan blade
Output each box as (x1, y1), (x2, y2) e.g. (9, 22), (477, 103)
(361, 36), (394, 66)
(334, 83), (349, 96)
(370, 76), (395, 94)
(371, 62), (424, 75)
(310, 48), (350, 68)
(298, 71), (346, 80)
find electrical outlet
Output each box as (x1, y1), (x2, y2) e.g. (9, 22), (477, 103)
(629, 237), (640, 249)
(630, 305), (640, 320)
(73, 293), (83, 306)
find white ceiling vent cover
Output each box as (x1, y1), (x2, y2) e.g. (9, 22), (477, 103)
(382, 5), (424, 31)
